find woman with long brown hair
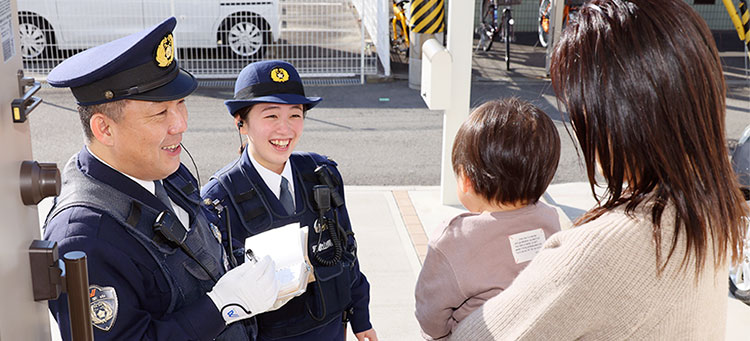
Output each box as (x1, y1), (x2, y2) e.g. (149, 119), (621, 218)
(449, 0), (747, 339)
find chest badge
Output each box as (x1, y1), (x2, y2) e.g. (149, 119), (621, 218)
(89, 285), (118, 331)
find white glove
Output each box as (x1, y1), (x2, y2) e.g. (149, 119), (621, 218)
(207, 255), (279, 324)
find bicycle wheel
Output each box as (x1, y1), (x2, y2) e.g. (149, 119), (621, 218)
(392, 21), (408, 54)
(482, 25), (494, 52)
(538, 0), (551, 48)
(504, 9), (511, 70)
(476, 2), (495, 52)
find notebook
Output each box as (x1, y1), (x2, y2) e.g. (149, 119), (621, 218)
(244, 222), (314, 310)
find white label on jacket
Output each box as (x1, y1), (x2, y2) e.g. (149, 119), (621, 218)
(508, 228), (546, 264)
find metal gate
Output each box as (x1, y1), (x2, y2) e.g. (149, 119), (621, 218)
(18, 0), (379, 78)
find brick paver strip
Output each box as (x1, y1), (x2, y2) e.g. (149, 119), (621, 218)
(392, 190), (428, 265)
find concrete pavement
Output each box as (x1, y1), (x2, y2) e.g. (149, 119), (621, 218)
(345, 183), (750, 340)
(40, 183), (750, 340)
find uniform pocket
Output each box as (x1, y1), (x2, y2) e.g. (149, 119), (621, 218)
(309, 263), (352, 316)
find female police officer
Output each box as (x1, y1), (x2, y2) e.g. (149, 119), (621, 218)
(201, 60), (377, 341)
(44, 17), (279, 340)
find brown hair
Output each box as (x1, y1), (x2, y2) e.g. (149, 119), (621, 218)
(78, 100), (127, 141)
(451, 98), (560, 206)
(550, 0), (747, 273)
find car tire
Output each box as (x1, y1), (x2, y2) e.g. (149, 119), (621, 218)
(730, 271), (750, 305)
(730, 214), (750, 306)
(219, 14), (269, 59)
(19, 13), (56, 59)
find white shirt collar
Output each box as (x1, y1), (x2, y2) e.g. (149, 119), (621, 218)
(86, 146), (190, 230)
(86, 146), (156, 195)
(247, 148), (294, 200)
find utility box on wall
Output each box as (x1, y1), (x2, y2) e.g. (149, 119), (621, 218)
(420, 38), (452, 110)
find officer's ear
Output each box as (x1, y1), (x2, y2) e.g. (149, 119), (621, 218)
(90, 112), (115, 146)
(234, 116), (246, 135)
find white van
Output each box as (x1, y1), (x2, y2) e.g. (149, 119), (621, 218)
(18, 0), (281, 59)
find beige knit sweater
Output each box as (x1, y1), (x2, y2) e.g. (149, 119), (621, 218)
(448, 205), (729, 340)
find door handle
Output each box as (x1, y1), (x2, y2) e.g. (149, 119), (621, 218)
(20, 160), (60, 206)
(12, 69), (43, 123)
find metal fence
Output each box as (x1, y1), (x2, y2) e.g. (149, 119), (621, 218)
(473, 0), (750, 36)
(19, 0), (379, 78)
(471, 0), (749, 83)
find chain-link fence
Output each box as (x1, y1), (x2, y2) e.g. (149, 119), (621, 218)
(18, 0), (380, 79)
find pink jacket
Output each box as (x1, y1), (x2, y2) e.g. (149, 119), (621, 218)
(414, 202), (561, 339)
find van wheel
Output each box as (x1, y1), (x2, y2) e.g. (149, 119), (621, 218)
(219, 14), (269, 59)
(19, 14), (56, 59)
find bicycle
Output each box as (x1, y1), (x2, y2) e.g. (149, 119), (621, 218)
(538, 0), (584, 48)
(391, 0), (411, 56)
(476, 0), (520, 71)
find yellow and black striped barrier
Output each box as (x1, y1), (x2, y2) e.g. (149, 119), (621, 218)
(723, 0), (745, 40)
(723, 0), (750, 59)
(410, 0), (445, 34)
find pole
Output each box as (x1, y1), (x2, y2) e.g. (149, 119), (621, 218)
(64, 251), (93, 341)
(440, 0), (475, 205)
(545, 0), (566, 75)
(361, 0), (366, 84)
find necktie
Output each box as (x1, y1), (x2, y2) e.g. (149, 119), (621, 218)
(279, 176), (295, 214)
(154, 180), (173, 212)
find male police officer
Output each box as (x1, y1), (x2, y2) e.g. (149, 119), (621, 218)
(44, 17), (279, 340)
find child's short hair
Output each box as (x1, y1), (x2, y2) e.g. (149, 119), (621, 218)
(451, 98), (560, 205)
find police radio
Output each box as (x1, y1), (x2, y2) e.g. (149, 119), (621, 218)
(153, 211), (218, 282)
(315, 165), (344, 208)
(153, 211), (187, 246)
(311, 185), (344, 267)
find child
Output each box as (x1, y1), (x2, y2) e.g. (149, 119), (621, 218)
(414, 98), (562, 340)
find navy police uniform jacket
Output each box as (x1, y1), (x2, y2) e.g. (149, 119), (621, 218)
(201, 150), (372, 340)
(44, 148), (254, 340)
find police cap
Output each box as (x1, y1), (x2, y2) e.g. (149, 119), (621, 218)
(225, 60), (322, 117)
(47, 17), (197, 106)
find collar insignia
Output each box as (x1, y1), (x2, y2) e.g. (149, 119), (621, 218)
(270, 67), (290, 83)
(90, 285), (118, 331)
(155, 34), (174, 68)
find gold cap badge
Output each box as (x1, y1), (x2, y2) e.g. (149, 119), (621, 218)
(270, 67), (290, 83)
(155, 34), (174, 68)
